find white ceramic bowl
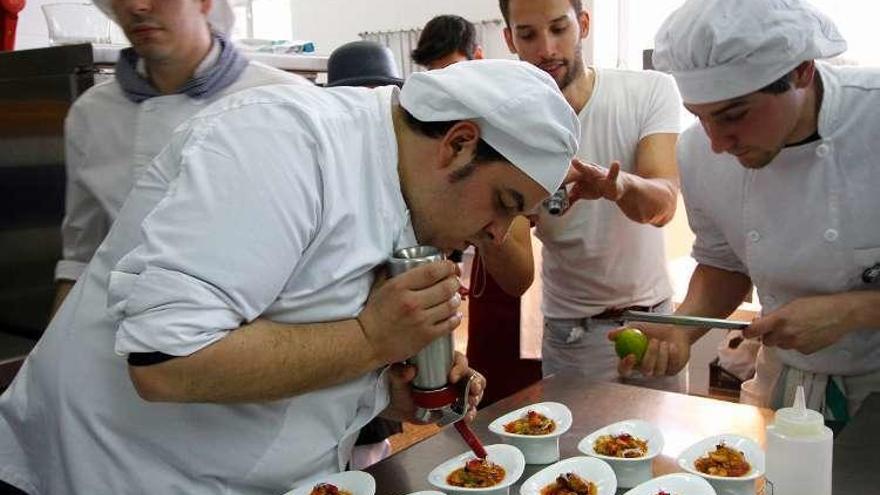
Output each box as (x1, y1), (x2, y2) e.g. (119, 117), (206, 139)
(677, 434), (764, 495)
(519, 456), (617, 495)
(488, 402), (573, 464)
(622, 473), (717, 495)
(577, 419), (664, 489)
(427, 443), (526, 495)
(283, 470), (375, 495)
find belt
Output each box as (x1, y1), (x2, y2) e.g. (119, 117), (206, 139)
(591, 305), (651, 320)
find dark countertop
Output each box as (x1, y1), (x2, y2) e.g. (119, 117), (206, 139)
(367, 375), (775, 494)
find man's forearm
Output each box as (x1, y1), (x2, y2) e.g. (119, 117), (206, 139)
(674, 263), (754, 344)
(616, 174), (679, 226)
(129, 317), (383, 403)
(835, 290), (880, 332)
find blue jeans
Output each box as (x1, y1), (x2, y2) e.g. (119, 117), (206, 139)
(542, 299), (687, 393)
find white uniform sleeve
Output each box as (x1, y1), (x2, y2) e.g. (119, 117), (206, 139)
(108, 112), (323, 357)
(55, 108), (111, 281)
(639, 72), (683, 139)
(678, 128), (749, 274)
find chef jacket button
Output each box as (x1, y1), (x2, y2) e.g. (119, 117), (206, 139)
(824, 229), (839, 242)
(816, 143), (831, 157)
(748, 230), (760, 242)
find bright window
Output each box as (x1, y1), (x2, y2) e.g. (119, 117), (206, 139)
(231, 0), (293, 40)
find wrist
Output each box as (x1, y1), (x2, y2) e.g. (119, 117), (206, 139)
(354, 314), (386, 369)
(612, 170), (634, 202)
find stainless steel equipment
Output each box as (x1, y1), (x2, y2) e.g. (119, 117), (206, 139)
(0, 43), (98, 389)
(387, 245), (486, 458)
(387, 246), (456, 393)
(623, 310), (750, 330)
(387, 246), (470, 423)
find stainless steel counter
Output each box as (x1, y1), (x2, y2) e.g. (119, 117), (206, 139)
(366, 375), (774, 494)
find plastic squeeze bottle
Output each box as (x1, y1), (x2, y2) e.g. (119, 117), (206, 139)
(765, 385), (834, 495)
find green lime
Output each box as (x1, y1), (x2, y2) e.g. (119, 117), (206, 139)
(614, 328), (649, 364)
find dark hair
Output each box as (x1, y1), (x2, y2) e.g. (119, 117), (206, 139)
(499, 0), (583, 26)
(411, 15), (479, 66)
(758, 70), (795, 94)
(401, 108), (506, 164)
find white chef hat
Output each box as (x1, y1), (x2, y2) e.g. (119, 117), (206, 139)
(93, 0), (235, 35)
(653, 0), (846, 104)
(399, 59), (579, 194)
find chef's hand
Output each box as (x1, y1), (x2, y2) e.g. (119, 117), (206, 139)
(448, 351), (485, 422)
(358, 260), (462, 365)
(380, 352), (485, 424)
(608, 323), (691, 378)
(743, 295), (850, 354)
(565, 158), (628, 203)
(381, 362), (420, 423)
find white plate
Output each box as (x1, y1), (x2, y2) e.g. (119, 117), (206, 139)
(577, 419), (664, 488)
(488, 402), (572, 464)
(677, 434), (764, 495)
(283, 471), (375, 495)
(622, 473), (716, 495)
(519, 456), (617, 495)
(427, 443), (526, 495)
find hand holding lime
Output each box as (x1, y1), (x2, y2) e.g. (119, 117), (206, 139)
(614, 328), (649, 364)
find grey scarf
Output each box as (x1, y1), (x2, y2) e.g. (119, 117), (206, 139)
(115, 32), (248, 103)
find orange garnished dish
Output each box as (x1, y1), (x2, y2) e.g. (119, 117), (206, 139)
(592, 433), (648, 458)
(504, 410), (557, 435)
(309, 483), (352, 495)
(694, 442), (751, 477)
(540, 472), (597, 495)
(446, 458), (506, 488)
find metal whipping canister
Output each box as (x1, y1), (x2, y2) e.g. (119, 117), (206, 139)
(386, 245), (454, 391)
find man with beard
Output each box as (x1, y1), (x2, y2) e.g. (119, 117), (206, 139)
(51, 0), (307, 314)
(0, 59), (578, 494)
(617, 0), (880, 425)
(490, 0), (685, 390)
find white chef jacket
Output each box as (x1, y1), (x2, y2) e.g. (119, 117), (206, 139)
(55, 54), (309, 282)
(0, 84), (414, 494)
(679, 62), (880, 377)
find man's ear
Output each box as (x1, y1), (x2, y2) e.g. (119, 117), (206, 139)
(474, 45), (485, 60)
(792, 61), (816, 89)
(201, 0), (213, 16)
(578, 9), (590, 40)
(440, 121), (480, 169)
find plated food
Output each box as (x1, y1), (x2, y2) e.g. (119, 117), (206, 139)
(677, 434), (764, 495)
(446, 458), (506, 488)
(489, 402), (573, 464)
(519, 456), (617, 495)
(694, 443), (751, 477)
(282, 471), (375, 495)
(504, 410), (557, 435)
(427, 443), (525, 495)
(578, 420), (664, 489)
(592, 433), (649, 458)
(540, 472), (597, 495)
(620, 472), (716, 495)
(309, 483), (352, 495)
